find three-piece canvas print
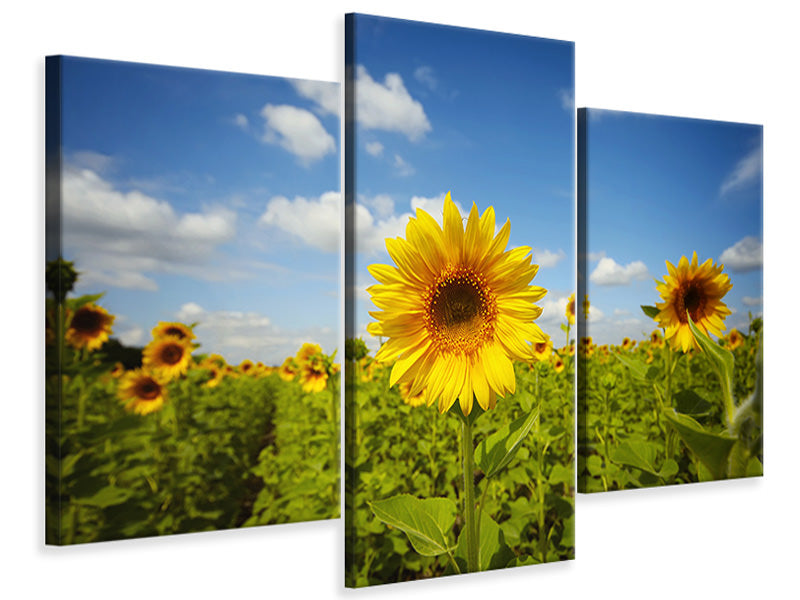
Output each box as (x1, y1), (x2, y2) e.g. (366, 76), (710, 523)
(44, 11), (763, 589)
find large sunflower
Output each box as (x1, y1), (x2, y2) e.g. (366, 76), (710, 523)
(366, 192), (547, 415)
(65, 304), (114, 351)
(655, 252), (732, 352)
(142, 335), (192, 380)
(118, 369), (166, 415)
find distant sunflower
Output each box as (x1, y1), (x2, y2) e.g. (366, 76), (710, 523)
(621, 337), (633, 351)
(366, 192), (547, 414)
(110, 362), (125, 378)
(655, 252), (732, 352)
(650, 330), (665, 349)
(299, 357), (328, 393)
(532, 338), (553, 362)
(398, 381), (426, 407)
(726, 328), (744, 351)
(118, 369), (166, 415)
(279, 357), (299, 381)
(151, 321), (195, 342)
(582, 295), (590, 317)
(552, 355), (565, 374)
(238, 359), (255, 375)
(142, 336), (192, 381)
(296, 343), (323, 365)
(204, 365), (225, 388)
(65, 304), (114, 351)
(565, 294), (576, 325)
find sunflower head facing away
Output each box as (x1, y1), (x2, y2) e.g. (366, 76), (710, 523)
(142, 336), (193, 381)
(151, 321), (195, 342)
(655, 252), (733, 352)
(65, 304), (114, 351)
(366, 192), (547, 415)
(118, 369), (166, 415)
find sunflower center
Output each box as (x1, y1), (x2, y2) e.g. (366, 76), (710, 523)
(160, 343), (185, 365)
(71, 308), (103, 334)
(425, 267), (496, 355)
(676, 281), (706, 323)
(134, 377), (161, 401)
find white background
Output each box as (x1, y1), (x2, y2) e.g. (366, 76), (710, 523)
(2, 1), (796, 598)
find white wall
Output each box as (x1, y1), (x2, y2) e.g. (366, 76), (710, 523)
(2, 1), (794, 598)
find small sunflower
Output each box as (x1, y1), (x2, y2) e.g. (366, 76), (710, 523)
(65, 304), (114, 351)
(655, 252), (733, 352)
(238, 359), (255, 375)
(142, 335), (193, 381)
(565, 294), (576, 325)
(299, 357), (328, 393)
(621, 337), (633, 351)
(118, 369), (166, 415)
(551, 353), (565, 374)
(296, 342), (323, 366)
(582, 295), (590, 317)
(110, 362), (125, 378)
(366, 192), (547, 414)
(726, 328), (744, 351)
(532, 338), (553, 362)
(279, 357), (299, 381)
(398, 381), (426, 407)
(204, 364), (225, 388)
(151, 321), (195, 342)
(650, 329), (665, 349)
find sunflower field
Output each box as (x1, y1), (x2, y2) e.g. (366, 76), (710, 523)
(578, 254), (763, 492)
(345, 194), (575, 586)
(45, 259), (339, 545)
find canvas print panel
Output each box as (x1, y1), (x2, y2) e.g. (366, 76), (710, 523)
(345, 14), (575, 586)
(577, 109), (763, 493)
(45, 56), (341, 544)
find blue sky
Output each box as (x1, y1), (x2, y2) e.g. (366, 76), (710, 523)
(59, 56), (340, 364)
(350, 14), (575, 349)
(583, 109), (763, 345)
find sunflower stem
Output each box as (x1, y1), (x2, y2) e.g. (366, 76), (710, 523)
(460, 417), (479, 572)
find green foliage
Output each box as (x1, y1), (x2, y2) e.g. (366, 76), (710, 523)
(369, 495), (457, 557)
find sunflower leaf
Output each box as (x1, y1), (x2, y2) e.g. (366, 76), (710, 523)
(686, 314), (734, 407)
(476, 406), (540, 479)
(662, 408), (737, 479)
(640, 305), (660, 320)
(368, 494), (457, 557)
(453, 510), (515, 572)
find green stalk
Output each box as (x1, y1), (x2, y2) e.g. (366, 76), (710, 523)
(460, 418), (479, 572)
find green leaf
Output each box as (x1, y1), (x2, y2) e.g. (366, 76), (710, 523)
(368, 494), (457, 557)
(641, 305), (660, 320)
(673, 389), (713, 416)
(613, 351), (649, 381)
(78, 486), (132, 508)
(454, 511), (515, 572)
(686, 315), (734, 404)
(610, 440), (660, 476)
(662, 409), (736, 479)
(475, 406), (540, 478)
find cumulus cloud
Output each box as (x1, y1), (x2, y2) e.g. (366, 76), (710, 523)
(742, 296), (763, 307)
(291, 79), (339, 116)
(720, 236), (763, 272)
(261, 104), (335, 164)
(361, 194), (395, 219)
(533, 248), (566, 268)
(365, 141), (384, 157)
(355, 65), (431, 141)
(175, 302), (337, 365)
(259, 191), (341, 253)
(590, 257), (649, 286)
(720, 146), (762, 196)
(62, 166), (237, 291)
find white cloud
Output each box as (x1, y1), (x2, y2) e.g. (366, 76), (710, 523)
(558, 89), (574, 111)
(291, 79), (339, 116)
(117, 326), (144, 347)
(587, 250), (607, 261)
(175, 302), (337, 365)
(533, 248), (566, 268)
(742, 296), (763, 307)
(590, 257), (650, 286)
(365, 141), (384, 157)
(261, 104), (335, 164)
(393, 154), (415, 176)
(259, 191), (341, 253)
(414, 65), (437, 91)
(356, 65), (431, 141)
(361, 194), (395, 219)
(720, 146), (762, 196)
(62, 166), (237, 292)
(613, 308), (630, 316)
(68, 150), (114, 174)
(233, 113), (249, 130)
(720, 236), (763, 272)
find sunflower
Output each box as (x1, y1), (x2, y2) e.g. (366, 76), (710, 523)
(532, 338), (553, 362)
(726, 328), (744, 351)
(565, 293), (575, 325)
(366, 192), (547, 415)
(65, 304), (114, 351)
(645, 349), (655, 364)
(649, 329), (665, 349)
(238, 359), (255, 375)
(142, 335), (192, 381)
(151, 321), (195, 342)
(621, 337), (633, 351)
(296, 342), (323, 365)
(579, 336), (594, 357)
(298, 357), (328, 393)
(279, 357), (299, 381)
(552, 354), (565, 374)
(398, 381), (426, 407)
(204, 364), (225, 388)
(582, 295), (590, 317)
(118, 369), (166, 415)
(655, 252), (733, 352)
(110, 362), (125, 378)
